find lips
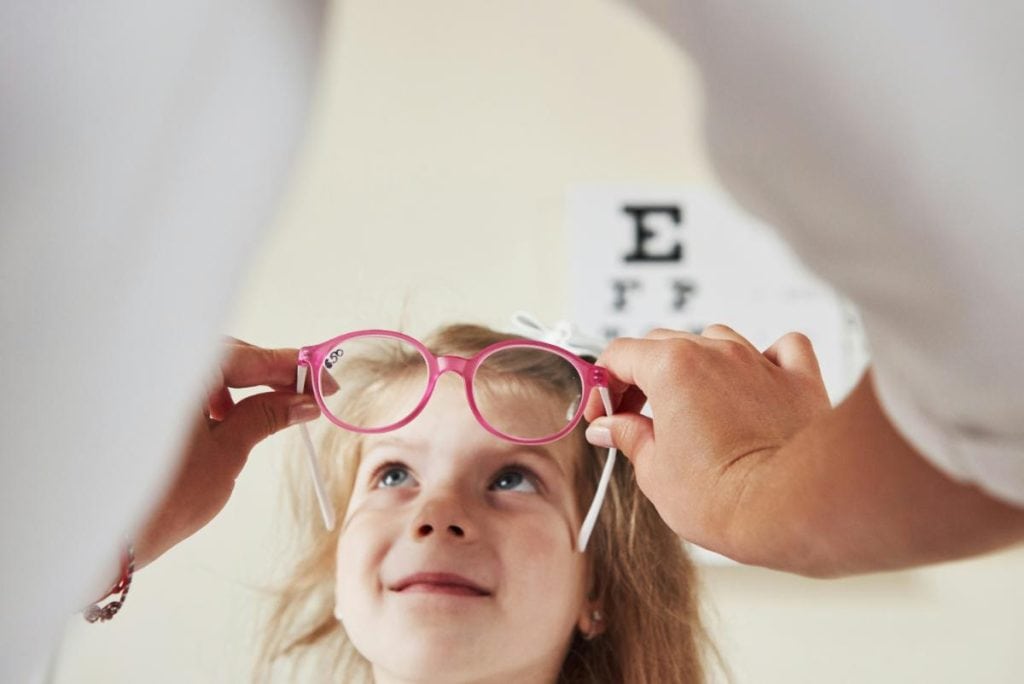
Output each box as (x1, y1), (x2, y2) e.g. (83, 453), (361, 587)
(390, 572), (491, 597)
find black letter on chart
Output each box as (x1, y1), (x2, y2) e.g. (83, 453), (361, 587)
(671, 279), (697, 311)
(622, 205), (683, 262)
(611, 279), (641, 312)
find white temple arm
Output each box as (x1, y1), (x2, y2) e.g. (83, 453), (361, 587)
(296, 364), (335, 531)
(576, 386), (616, 552)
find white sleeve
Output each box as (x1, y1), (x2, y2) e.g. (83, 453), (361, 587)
(621, 0), (1024, 506)
(0, 2), (324, 681)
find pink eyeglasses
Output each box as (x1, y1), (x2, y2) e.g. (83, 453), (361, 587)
(294, 330), (618, 552)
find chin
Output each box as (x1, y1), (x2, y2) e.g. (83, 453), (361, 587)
(371, 640), (502, 682)
(362, 622), (502, 679)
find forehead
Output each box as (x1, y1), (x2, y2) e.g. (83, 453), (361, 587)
(361, 377), (582, 474)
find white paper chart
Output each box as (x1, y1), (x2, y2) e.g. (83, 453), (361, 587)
(567, 184), (867, 403)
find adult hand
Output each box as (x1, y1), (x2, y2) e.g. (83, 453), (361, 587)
(132, 338), (322, 570)
(583, 325), (831, 567)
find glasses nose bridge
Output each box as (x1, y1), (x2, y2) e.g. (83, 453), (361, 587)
(436, 354), (472, 380)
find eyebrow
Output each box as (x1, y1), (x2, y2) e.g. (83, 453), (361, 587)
(361, 437), (570, 481)
(489, 444), (569, 482)
(362, 435), (429, 452)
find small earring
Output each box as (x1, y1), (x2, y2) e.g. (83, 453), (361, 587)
(582, 609), (604, 640)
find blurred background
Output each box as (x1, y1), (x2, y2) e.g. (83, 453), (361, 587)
(53, 1), (1024, 681)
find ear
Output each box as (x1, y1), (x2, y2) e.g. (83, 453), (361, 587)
(577, 603), (606, 640)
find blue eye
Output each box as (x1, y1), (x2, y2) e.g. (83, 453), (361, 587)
(377, 466), (414, 488)
(492, 468), (538, 493)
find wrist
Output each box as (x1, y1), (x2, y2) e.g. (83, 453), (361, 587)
(715, 447), (842, 578)
(83, 541), (135, 622)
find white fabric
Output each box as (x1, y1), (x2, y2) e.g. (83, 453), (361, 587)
(622, 1), (1024, 506)
(509, 311), (606, 358)
(0, 3), (324, 681)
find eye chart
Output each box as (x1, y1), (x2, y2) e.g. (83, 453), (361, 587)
(568, 184), (868, 565)
(568, 184), (867, 404)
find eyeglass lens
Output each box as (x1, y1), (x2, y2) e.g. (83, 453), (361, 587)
(318, 335), (431, 430)
(317, 336), (584, 441)
(471, 346), (584, 440)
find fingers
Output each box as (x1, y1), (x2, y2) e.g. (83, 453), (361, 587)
(582, 383), (648, 422)
(206, 385), (235, 422)
(585, 414), (655, 466)
(204, 341), (309, 421)
(217, 342), (301, 390)
(592, 336), (662, 390)
(700, 323), (761, 353)
(763, 332), (822, 381)
(584, 326), (739, 421)
(582, 324), (772, 423)
(583, 332), (690, 421)
(319, 369), (341, 395)
(582, 337), (655, 421)
(225, 335), (255, 347)
(599, 324), (757, 388)
(645, 327), (699, 341)
(217, 391), (321, 454)
(583, 388), (605, 422)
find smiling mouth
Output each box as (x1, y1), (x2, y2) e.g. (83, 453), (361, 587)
(390, 573), (491, 597)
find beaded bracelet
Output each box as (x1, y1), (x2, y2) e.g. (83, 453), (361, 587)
(83, 542), (135, 623)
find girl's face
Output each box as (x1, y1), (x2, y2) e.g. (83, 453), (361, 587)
(334, 376), (591, 683)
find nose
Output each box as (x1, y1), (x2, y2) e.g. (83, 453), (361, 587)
(411, 491), (476, 542)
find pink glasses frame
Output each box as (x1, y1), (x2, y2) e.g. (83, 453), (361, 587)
(297, 329), (610, 445)
(293, 329), (618, 553)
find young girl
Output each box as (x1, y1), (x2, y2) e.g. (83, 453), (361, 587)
(257, 324), (711, 682)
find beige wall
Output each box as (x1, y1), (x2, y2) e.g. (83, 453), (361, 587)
(54, 1), (1024, 681)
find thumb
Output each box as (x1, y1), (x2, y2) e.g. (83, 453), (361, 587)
(585, 414), (655, 464)
(219, 392), (321, 453)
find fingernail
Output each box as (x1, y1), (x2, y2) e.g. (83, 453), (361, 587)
(585, 421), (614, 449)
(288, 399), (321, 425)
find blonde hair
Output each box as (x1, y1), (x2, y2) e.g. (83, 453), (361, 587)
(257, 324), (710, 682)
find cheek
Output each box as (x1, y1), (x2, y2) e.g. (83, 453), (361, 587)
(333, 532), (358, 619)
(503, 517), (588, 625)
(333, 520), (386, 621)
